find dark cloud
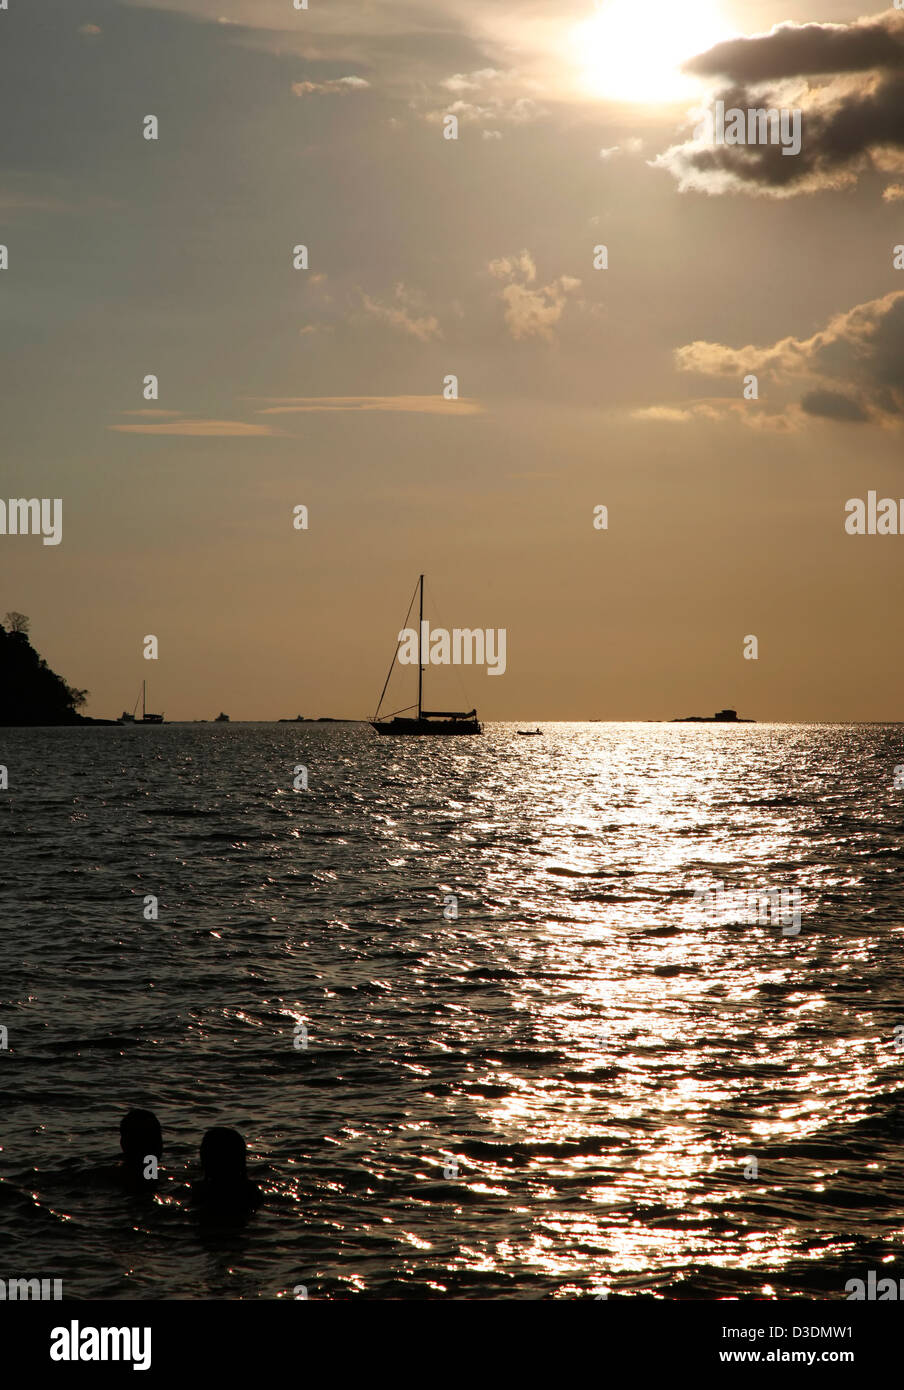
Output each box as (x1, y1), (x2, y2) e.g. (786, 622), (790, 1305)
(657, 11), (904, 197)
(685, 16), (904, 82)
(799, 389), (871, 423)
(671, 291), (904, 427)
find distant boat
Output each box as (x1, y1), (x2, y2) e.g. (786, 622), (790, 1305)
(371, 574), (482, 736)
(518, 728), (542, 736)
(214, 712), (230, 722)
(119, 680), (164, 725)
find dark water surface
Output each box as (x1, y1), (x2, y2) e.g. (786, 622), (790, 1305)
(1, 722), (903, 1299)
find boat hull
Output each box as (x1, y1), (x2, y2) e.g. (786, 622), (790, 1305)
(371, 718), (482, 736)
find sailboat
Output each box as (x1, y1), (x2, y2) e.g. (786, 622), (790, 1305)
(119, 680), (164, 725)
(371, 575), (482, 735)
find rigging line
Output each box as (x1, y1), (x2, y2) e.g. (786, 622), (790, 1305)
(372, 577), (420, 721)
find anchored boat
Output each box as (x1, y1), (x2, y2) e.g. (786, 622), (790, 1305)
(371, 575), (482, 736)
(119, 680), (164, 725)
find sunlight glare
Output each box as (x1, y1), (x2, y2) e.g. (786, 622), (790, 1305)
(571, 0), (735, 104)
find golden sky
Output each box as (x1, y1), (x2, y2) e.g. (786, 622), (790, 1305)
(3, 0), (903, 720)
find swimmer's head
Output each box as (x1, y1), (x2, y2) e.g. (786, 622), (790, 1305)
(120, 1108), (163, 1169)
(200, 1127), (248, 1184)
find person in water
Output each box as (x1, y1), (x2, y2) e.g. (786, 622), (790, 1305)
(119, 1108), (163, 1193)
(193, 1127), (261, 1216)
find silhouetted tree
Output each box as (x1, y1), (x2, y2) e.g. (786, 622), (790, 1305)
(0, 618), (89, 724)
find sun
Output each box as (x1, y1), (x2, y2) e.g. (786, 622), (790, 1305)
(570, 0), (735, 105)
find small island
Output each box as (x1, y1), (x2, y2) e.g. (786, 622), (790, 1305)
(672, 708), (754, 723)
(0, 612), (114, 725)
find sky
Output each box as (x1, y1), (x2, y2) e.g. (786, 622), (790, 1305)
(2, 0), (903, 721)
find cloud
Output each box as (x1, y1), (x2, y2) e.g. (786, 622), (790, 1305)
(440, 95), (543, 127)
(424, 68), (546, 130)
(291, 76), (369, 96)
(799, 388), (870, 423)
(684, 17), (904, 83)
(671, 290), (904, 426)
(599, 138), (643, 161)
(360, 284), (442, 340)
(442, 69), (502, 93)
(631, 406), (695, 423)
(632, 400), (791, 430)
(488, 251), (581, 341)
(656, 11), (904, 198)
(496, 278), (581, 341)
(253, 395), (483, 414)
(109, 419), (281, 436)
(489, 251), (536, 283)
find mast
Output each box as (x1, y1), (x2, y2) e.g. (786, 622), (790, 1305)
(143, 680), (146, 720)
(417, 574), (424, 720)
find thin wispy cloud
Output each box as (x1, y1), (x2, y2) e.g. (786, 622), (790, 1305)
(631, 406), (696, 423)
(109, 419), (282, 436)
(253, 396), (483, 414)
(442, 69), (503, 93)
(631, 400), (788, 429)
(291, 75), (370, 96)
(599, 138), (643, 161)
(427, 93), (546, 129)
(360, 285), (442, 341)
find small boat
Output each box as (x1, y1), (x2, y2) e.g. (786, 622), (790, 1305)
(119, 680), (164, 725)
(518, 729), (542, 736)
(371, 575), (482, 736)
(214, 712), (230, 722)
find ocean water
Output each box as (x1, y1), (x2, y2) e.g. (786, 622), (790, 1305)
(1, 721), (903, 1300)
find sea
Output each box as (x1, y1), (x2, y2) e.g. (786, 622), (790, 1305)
(1, 721), (902, 1300)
